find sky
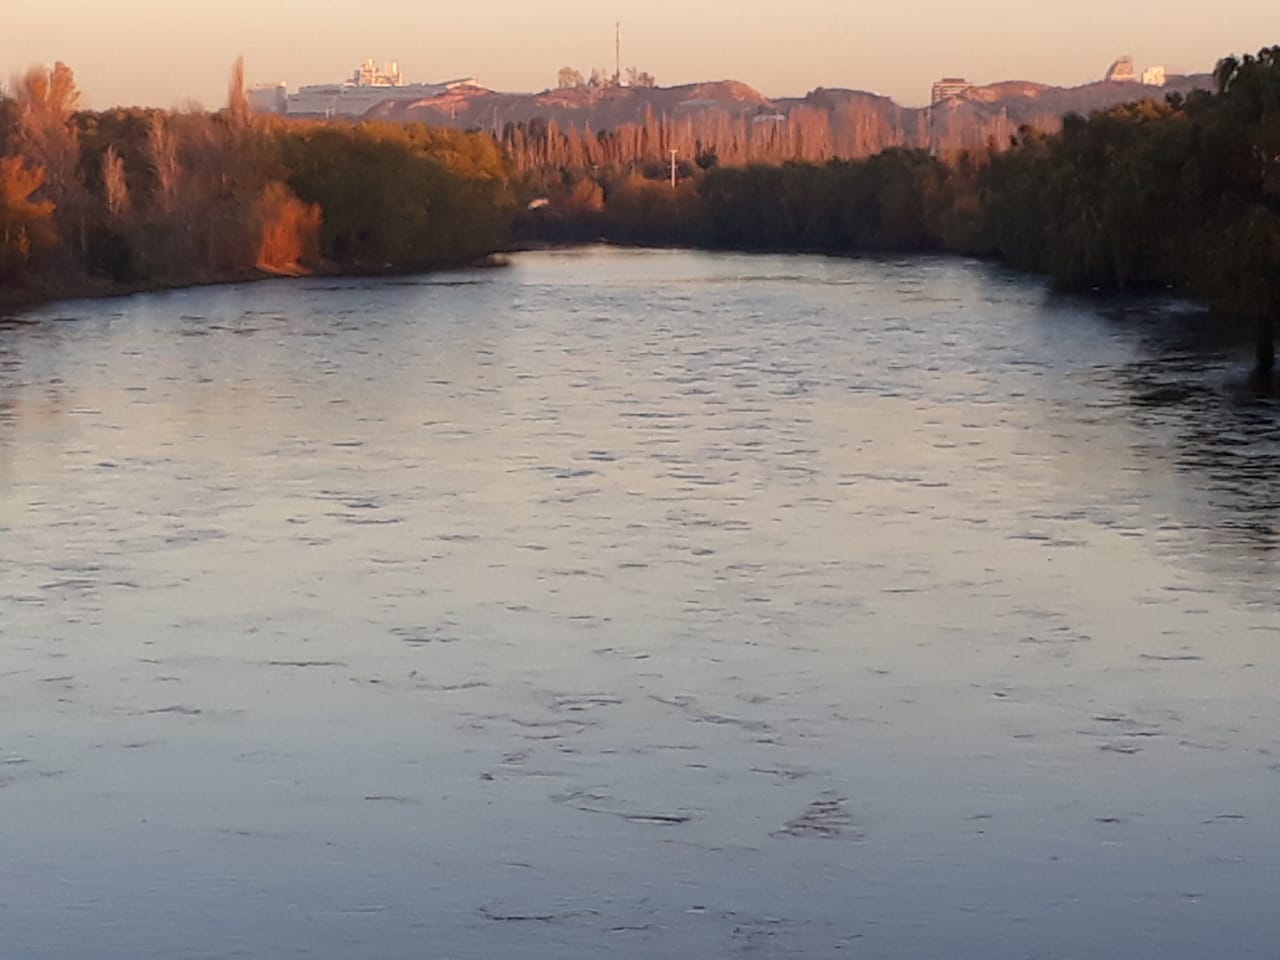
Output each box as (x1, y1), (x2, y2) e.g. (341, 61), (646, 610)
(2, 1), (1276, 109)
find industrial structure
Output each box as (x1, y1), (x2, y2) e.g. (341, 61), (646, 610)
(1141, 65), (1167, 86)
(1105, 56), (1138, 82)
(930, 77), (972, 105)
(247, 60), (481, 117)
(1102, 56), (1167, 86)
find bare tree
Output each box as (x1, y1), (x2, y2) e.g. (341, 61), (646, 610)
(557, 67), (584, 90)
(147, 114), (181, 214)
(625, 67), (657, 88)
(227, 56), (250, 128)
(11, 61), (81, 125)
(101, 145), (129, 221)
(10, 62), (86, 255)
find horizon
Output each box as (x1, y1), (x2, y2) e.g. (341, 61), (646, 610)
(2, 1), (1274, 111)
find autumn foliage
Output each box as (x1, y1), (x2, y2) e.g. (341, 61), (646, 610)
(0, 60), (515, 301)
(0, 156), (57, 281)
(256, 181), (321, 275)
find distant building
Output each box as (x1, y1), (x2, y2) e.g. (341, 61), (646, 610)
(1105, 56), (1137, 83)
(931, 77), (971, 105)
(248, 82), (287, 114)
(352, 59), (405, 88)
(250, 60), (482, 117)
(1141, 66), (1167, 87)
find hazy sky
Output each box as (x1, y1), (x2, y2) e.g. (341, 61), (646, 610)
(3, 1), (1276, 109)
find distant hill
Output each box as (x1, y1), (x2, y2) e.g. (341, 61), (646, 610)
(368, 79), (771, 131)
(899, 74), (1211, 151)
(358, 72), (1215, 167)
(962, 81), (1053, 102)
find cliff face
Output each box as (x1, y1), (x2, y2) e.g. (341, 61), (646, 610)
(366, 74), (1214, 166)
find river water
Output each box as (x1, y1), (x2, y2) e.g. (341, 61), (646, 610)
(2, 248), (1278, 958)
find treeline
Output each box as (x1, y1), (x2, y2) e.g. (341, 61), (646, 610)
(499, 103), (923, 177)
(0, 61), (516, 304)
(519, 47), (1280, 375)
(493, 86), (1171, 178)
(514, 152), (956, 251)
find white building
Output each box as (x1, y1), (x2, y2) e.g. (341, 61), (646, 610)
(248, 82), (287, 114)
(1141, 66), (1167, 87)
(1105, 56), (1137, 83)
(931, 77), (971, 105)
(351, 59), (405, 88)
(250, 61), (482, 117)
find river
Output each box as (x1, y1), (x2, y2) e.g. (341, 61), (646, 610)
(2, 247), (1278, 958)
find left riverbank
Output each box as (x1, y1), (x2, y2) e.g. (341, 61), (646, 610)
(1, 272), (262, 319)
(2, 62), (517, 323)
(0, 253), (513, 320)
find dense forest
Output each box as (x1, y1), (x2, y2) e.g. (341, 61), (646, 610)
(0, 60), (515, 306)
(519, 46), (1280, 377)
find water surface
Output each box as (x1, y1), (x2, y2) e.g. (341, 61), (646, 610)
(2, 248), (1278, 958)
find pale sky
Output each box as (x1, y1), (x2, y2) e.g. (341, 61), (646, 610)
(3, 1), (1276, 109)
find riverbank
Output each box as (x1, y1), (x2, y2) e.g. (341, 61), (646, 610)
(1, 270), (266, 319)
(0, 253), (511, 320)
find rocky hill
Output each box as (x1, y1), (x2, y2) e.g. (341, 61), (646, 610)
(368, 79), (771, 131)
(364, 72), (1214, 166)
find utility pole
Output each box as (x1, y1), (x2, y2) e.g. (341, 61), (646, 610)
(615, 22), (621, 85)
(670, 148), (678, 189)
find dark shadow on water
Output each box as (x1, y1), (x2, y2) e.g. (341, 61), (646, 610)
(1085, 300), (1280, 585)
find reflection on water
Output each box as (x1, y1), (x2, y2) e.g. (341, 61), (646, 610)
(2, 248), (1278, 959)
(1089, 302), (1280, 587)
